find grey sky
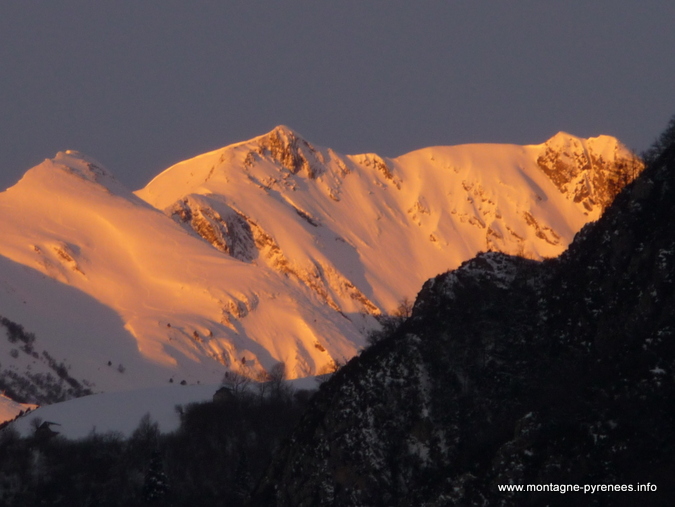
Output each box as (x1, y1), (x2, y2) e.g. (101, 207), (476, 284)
(1, 1), (674, 191)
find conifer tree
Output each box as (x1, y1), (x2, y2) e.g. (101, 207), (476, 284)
(142, 450), (169, 505)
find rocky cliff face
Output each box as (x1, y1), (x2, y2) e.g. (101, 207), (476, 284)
(251, 136), (675, 505)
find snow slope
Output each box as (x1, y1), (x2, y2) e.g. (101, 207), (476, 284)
(0, 151), (360, 392)
(9, 384), (220, 439)
(0, 128), (641, 406)
(9, 377), (319, 439)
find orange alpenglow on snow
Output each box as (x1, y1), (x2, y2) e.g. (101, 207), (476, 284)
(0, 127), (642, 391)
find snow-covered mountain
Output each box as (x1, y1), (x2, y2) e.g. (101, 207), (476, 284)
(0, 127), (641, 404)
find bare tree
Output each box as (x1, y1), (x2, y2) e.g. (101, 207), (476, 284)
(367, 297), (414, 346)
(254, 368), (272, 401)
(221, 370), (251, 397)
(393, 297), (414, 318)
(269, 362), (292, 401)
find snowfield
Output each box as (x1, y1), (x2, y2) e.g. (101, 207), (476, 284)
(0, 127), (641, 415)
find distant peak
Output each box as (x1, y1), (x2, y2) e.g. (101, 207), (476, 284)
(268, 125), (304, 139)
(536, 132), (643, 212)
(56, 150), (108, 170)
(51, 151), (115, 183)
(549, 131), (576, 140)
(543, 131), (624, 151)
(256, 125), (311, 150)
(542, 131), (584, 148)
(8, 149), (137, 199)
(255, 126), (323, 178)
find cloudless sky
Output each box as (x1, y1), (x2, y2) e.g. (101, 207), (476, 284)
(1, 1), (674, 191)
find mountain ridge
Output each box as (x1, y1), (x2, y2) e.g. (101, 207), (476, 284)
(0, 128), (642, 407)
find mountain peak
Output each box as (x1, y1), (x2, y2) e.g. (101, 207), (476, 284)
(541, 131), (630, 157)
(254, 125), (324, 178)
(53, 150), (116, 182)
(6, 150), (130, 200)
(546, 130), (580, 143)
(59, 149), (105, 166)
(268, 124), (304, 138)
(253, 125), (311, 152)
(535, 132), (642, 212)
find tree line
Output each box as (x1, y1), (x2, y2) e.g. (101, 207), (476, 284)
(0, 371), (316, 506)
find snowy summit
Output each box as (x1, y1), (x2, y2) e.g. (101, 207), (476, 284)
(0, 127), (642, 406)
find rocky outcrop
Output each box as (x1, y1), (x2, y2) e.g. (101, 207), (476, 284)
(0, 316), (94, 405)
(255, 126), (325, 179)
(536, 132), (643, 212)
(168, 195), (258, 262)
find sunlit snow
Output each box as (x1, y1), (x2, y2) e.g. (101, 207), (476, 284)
(0, 127), (639, 404)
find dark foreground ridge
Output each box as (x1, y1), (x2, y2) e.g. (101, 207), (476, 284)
(250, 123), (675, 505)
